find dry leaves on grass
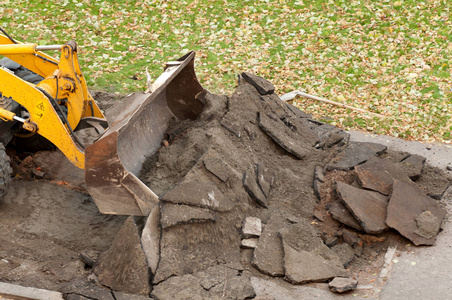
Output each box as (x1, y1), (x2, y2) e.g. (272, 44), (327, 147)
(0, 0), (450, 143)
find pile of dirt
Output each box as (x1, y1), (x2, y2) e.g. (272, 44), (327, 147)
(1, 74), (450, 300)
(89, 73), (450, 298)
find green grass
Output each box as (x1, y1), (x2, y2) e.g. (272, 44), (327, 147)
(0, 0), (451, 143)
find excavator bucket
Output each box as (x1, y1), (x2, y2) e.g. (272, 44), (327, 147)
(85, 51), (206, 216)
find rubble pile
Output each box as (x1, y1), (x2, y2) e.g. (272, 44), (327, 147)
(316, 144), (450, 247)
(88, 74), (450, 299)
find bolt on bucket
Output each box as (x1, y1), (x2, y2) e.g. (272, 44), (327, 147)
(85, 52), (206, 215)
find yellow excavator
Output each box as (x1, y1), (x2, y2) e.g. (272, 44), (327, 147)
(0, 28), (206, 216)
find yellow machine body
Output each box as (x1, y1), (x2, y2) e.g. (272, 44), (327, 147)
(0, 35), (105, 168)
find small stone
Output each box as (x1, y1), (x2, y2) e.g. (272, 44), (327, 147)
(32, 169), (45, 179)
(241, 238), (259, 249)
(328, 277), (358, 293)
(322, 235), (338, 248)
(414, 210), (442, 239)
(447, 165), (452, 171)
(79, 250), (100, 267)
(242, 72), (275, 95)
(354, 245), (364, 257)
(313, 207), (327, 222)
(21, 155), (34, 167)
(243, 170), (268, 208)
(342, 229), (361, 247)
(242, 216), (262, 238)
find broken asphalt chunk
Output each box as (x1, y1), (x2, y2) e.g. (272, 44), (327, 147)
(285, 102), (312, 118)
(61, 279), (115, 300)
(415, 165), (451, 200)
(314, 166), (326, 183)
(386, 180), (447, 245)
(79, 250), (100, 268)
(113, 291), (151, 300)
(328, 277), (358, 293)
(331, 243), (355, 268)
(282, 242), (348, 284)
(161, 181), (233, 212)
(252, 214), (286, 277)
(141, 205), (161, 275)
(221, 118), (242, 138)
(160, 203), (216, 229)
(342, 229), (361, 248)
(399, 154), (426, 180)
(242, 72), (275, 95)
(355, 157), (411, 195)
(257, 163), (274, 198)
(326, 142), (387, 171)
(94, 217), (150, 295)
(243, 169), (268, 208)
(328, 200), (363, 231)
(203, 157), (230, 182)
(279, 222), (348, 284)
(258, 112), (309, 159)
(151, 265), (255, 300)
(336, 182), (389, 234)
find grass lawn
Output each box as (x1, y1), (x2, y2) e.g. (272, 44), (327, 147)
(1, 0), (451, 143)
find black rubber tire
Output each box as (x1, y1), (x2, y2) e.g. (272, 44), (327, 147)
(0, 143), (12, 200)
(12, 132), (55, 152)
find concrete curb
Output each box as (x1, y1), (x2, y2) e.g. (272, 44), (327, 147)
(0, 282), (64, 300)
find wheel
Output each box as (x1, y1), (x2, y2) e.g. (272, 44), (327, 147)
(12, 131), (55, 152)
(0, 143), (12, 199)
